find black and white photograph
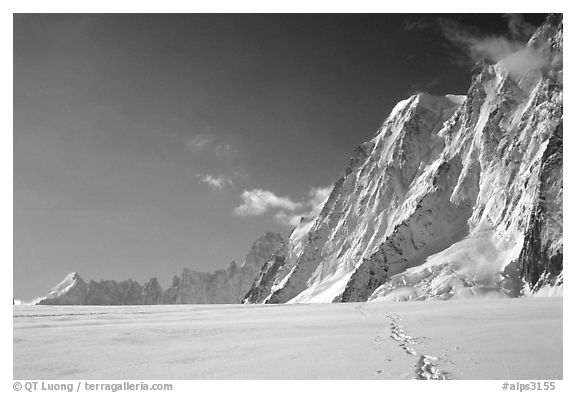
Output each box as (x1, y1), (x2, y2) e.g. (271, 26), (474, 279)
(11, 5), (565, 386)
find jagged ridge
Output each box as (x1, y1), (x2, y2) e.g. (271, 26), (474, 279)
(37, 232), (285, 305)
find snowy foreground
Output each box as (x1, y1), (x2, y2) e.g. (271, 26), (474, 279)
(14, 297), (561, 380)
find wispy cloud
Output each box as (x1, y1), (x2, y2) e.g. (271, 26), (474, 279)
(499, 48), (553, 78)
(405, 14), (543, 73)
(439, 19), (517, 63)
(403, 17), (434, 32)
(198, 174), (233, 189)
(186, 134), (234, 159)
(186, 134), (213, 152)
(503, 14), (537, 41)
(234, 185), (334, 227)
(234, 189), (303, 216)
(437, 14), (537, 64)
(430, 14), (555, 78)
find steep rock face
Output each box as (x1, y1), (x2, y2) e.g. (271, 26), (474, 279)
(516, 17), (563, 293)
(37, 272), (88, 305)
(246, 16), (562, 304)
(164, 232), (286, 304)
(518, 122), (563, 291)
(244, 252), (287, 303)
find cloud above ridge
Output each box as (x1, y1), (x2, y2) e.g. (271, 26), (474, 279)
(404, 14), (540, 66)
(234, 185), (333, 227)
(437, 15), (538, 64)
(234, 189), (303, 216)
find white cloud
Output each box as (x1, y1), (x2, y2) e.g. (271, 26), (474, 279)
(274, 211), (303, 227)
(234, 184), (334, 227)
(199, 174), (233, 189)
(500, 48), (552, 78)
(438, 15), (538, 64)
(234, 189), (303, 216)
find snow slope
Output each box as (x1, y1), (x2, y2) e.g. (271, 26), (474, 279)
(13, 298), (562, 379)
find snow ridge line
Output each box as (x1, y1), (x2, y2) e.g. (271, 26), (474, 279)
(386, 313), (450, 380)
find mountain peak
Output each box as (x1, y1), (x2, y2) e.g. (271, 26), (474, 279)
(37, 271), (88, 305)
(245, 16), (562, 304)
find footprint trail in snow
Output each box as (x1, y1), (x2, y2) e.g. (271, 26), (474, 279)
(385, 313), (450, 380)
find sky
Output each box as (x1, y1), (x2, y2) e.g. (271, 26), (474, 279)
(14, 13), (547, 300)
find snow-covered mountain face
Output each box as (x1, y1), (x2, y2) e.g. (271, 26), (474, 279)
(36, 232), (285, 305)
(245, 16), (563, 304)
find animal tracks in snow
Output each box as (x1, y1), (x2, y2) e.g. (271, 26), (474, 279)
(385, 313), (450, 380)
